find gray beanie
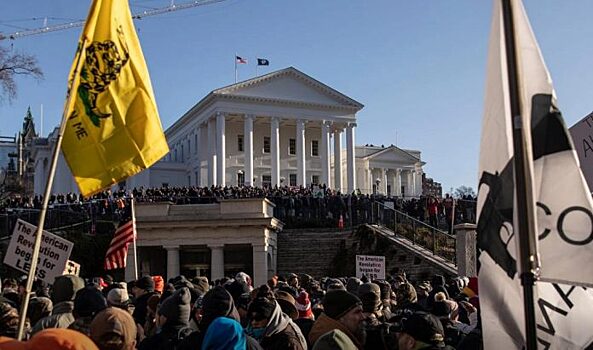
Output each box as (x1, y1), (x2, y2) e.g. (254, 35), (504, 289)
(158, 287), (191, 326)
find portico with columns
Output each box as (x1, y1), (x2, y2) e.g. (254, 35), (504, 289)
(130, 67), (363, 192)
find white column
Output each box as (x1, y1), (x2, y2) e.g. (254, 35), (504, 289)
(396, 169), (402, 196)
(381, 168), (387, 194)
(207, 118), (216, 186)
(321, 120), (331, 187)
(296, 119), (306, 186)
(216, 112), (226, 185)
(210, 244), (224, 281)
(416, 170), (423, 197)
(252, 244), (269, 288)
(346, 122), (356, 193)
(165, 246), (180, 281)
(367, 168), (373, 194)
(195, 127), (202, 186)
(271, 117), (280, 187)
(244, 114), (254, 186)
(334, 128), (343, 192)
(200, 123), (207, 186)
(411, 170), (417, 197)
(124, 244), (136, 281)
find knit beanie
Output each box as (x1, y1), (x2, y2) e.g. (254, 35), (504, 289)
(158, 287), (191, 325)
(90, 307), (137, 349)
(192, 276), (210, 296)
(74, 286), (108, 318)
(52, 275), (85, 303)
(295, 291), (313, 319)
(323, 290), (361, 320)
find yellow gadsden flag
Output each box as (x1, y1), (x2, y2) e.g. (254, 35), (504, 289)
(62, 0), (169, 196)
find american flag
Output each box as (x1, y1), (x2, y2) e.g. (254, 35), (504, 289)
(235, 55), (247, 64)
(104, 216), (136, 270)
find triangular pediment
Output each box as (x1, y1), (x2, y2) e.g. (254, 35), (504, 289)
(363, 146), (421, 163)
(213, 67), (363, 110)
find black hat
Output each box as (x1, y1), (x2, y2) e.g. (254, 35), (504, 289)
(135, 276), (155, 292)
(400, 311), (445, 346)
(431, 301), (451, 318)
(158, 287), (191, 326)
(323, 290), (361, 320)
(248, 297), (276, 322)
(74, 286), (108, 318)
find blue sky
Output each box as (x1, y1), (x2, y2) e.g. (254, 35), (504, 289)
(1, 0), (593, 194)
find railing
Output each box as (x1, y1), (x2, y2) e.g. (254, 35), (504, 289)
(370, 201), (457, 264)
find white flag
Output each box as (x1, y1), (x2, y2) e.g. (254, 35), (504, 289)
(478, 0), (593, 348)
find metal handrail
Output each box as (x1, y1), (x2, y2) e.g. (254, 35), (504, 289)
(372, 201), (456, 264)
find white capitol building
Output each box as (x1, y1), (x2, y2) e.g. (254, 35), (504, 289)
(34, 67), (425, 197)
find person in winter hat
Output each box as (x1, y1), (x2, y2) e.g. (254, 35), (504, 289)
(137, 287), (192, 350)
(201, 317), (246, 350)
(27, 296), (52, 329)
(294, 291), (315, 349)
(29, 328), (99, 350)
(246, 293), (307, 350)
(131, 276), (157, 326)
(31, 274), (85, 335)
(177, 286), (261, 350)
(90, 307), (137, 350)
(397, 311), (453, 350)
(69, 286), (108, 336)
(312, 329), (358, 350)
(308, 290), (366, 349)
(275, 290), (298, 320)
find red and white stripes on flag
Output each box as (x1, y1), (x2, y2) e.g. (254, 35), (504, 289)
(104, 219), (136, 270)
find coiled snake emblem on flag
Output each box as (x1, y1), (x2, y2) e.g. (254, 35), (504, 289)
(78, 39), (129, 127)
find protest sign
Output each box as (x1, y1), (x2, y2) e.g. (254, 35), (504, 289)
(64, 260), (81, 276)
(569, 112), (593, 192)
(355, 255), (385, 280)
(3, 219), (74, 284)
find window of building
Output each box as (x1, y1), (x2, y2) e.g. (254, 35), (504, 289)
(194, 134), (198, 153)
(181, 145), (184, 160)
(289, 139), (296, 155)
(238, 172), (245, 187)
(263, 137), (270, 153)
(262, 175), (272, 188)
(312, 175), (319, 185)
(311, 140), (319, 156)
(289, 174), (297, 186)
(238, 134), (244, 152)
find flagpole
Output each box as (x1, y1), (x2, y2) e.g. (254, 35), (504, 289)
(16, 39), (87, 341)
(501, 0), (539, 349)
(234, 53), (238, 83)
(130, 194), (138, 280)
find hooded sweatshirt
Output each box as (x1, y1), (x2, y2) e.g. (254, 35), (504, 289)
(250, 301), (307, 350)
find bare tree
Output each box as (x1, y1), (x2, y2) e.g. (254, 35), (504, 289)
(0, 45), (43, 103)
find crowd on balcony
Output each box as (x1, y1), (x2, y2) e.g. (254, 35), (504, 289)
(0, 185), (477, 231)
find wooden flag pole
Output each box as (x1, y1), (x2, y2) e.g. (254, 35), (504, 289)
(501, 0), (539, 348)
(16, 39), (87, 340)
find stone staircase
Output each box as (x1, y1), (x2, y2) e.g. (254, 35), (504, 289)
(276, 228), (354, 278)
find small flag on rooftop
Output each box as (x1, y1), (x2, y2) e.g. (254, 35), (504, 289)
(236, 55), (247, 64)
(257, 58), (269, 66)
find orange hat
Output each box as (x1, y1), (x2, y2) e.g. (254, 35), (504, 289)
(0, 336), (28, 350)
(29, 328), (98, 350)
(152, 275), (164, 294)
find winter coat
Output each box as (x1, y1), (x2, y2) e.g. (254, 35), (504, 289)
(133, 291), (157, 326)
(256, 302), (307, 350)
(31, 301), (75, 335)
(137, 323), (193, 350)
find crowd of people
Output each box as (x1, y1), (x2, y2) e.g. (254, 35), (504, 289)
(0, 185), (477, 233)
(0, 270), (481, 349)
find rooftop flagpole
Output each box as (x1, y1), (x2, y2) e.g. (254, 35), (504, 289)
(501, 0), (539, 348)
(16, 39), (87, 341)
